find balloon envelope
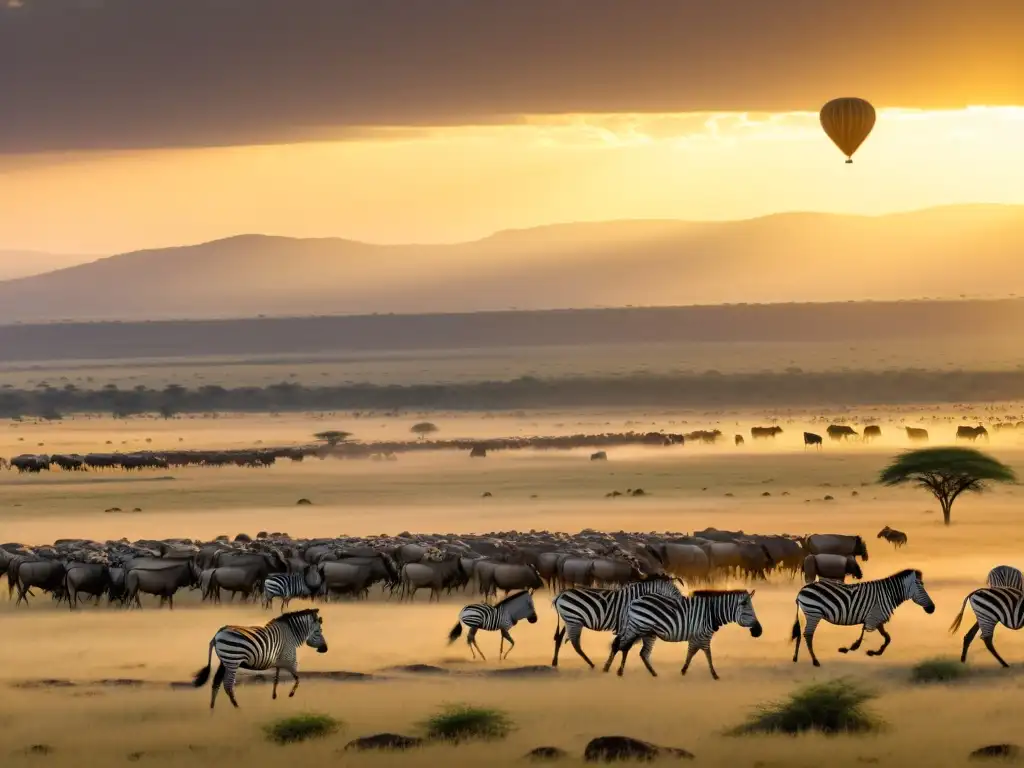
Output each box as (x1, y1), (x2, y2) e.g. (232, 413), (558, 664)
(820, 97), (876, 163)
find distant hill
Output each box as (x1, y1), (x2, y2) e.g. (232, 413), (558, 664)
(0, 204), (1023, 323)
(0, 250), (101, 281)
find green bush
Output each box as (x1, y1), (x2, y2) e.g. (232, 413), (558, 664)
(910, 657), (970, 684)
(421, 704), (514, 743)
(729, 679), (884, 736)
(263, 713), (340, 745)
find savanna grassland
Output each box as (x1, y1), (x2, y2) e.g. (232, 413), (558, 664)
(3, 334), (1024, 391)
(3, 409), (1024, 767)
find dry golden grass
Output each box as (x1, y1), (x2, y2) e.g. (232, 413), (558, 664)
(3, 412), (1024, 766)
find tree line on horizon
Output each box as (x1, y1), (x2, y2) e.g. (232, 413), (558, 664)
(1, 368), (1024, 419)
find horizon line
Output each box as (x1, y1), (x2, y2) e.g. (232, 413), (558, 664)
(3, 294), (1024, 330)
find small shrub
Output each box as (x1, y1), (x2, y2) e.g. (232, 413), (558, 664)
(729, 679), (883, 736)
(911, 658), (969, 684)
(263, 713), (340, 745)
(421, 704), (514, 743)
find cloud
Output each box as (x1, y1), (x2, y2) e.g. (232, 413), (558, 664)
(0, 0), (1022, 153)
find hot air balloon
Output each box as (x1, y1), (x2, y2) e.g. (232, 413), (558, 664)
(819, 97), (876, 163)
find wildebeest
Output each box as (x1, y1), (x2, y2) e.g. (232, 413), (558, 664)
(590, 451), (608, 461)
(643, 543), (710, 583)
(64, 562), (112, 609)
(751, 535), (805, 575)
(205, 565), (267, 603)
(803, 432), (823, 449)
(9, 455), (50, 473)
(400, 559), (467, 602)
(751, 426), (783, 439)
(320, 561), (376, 599)
(489, 563), (545, 596)
(956, 425), (989, 442)
(802, 554), (863, 584)
(826, 425), (858, 441)
(14, 560), (66, 606)
(905, 426), (929, 442)
(734, 434), (744, 446)
(877, 526), (908, 549)
(125, 561), (197, 609)
(686, 430), (722, 444)
(804, 533), (869, 561)
(863, 425), (882, 441)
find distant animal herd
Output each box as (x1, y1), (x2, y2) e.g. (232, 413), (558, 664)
(0, 421), (1009, 474)
(3, 527), (1023, 709)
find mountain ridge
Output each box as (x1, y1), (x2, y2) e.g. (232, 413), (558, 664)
(0, 204), (1022, 322)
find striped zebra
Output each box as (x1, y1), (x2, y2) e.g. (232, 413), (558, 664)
(191, 608), (328, 709)
(447, 590), (537, 660)
(604, 589), (762, 678)
(551, 574), (683, 668)
(792, 568), (935, 667)
(262, 566), (324, 611)
(986, 565), (1023, 591)
(950, 587), (1024, 667)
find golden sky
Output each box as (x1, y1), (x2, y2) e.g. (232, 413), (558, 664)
(1, 107), (1022, 254)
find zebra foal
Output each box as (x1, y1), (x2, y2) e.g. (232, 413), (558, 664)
(551, 574), (683, 668)
(447, 590), (537, 660)
(263, 566), (324, 611)
(604, 589), (762, 678)
(192, 608), (328, 709)
(792, 568), (935, 667)
(950, 587), (1024, 667)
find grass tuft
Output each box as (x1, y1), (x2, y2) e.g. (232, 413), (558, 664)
(421, 704), (514, 743)
(263, 713), (340, 745)
(910, 657), (970, 684)
(729, 678), (884, 736)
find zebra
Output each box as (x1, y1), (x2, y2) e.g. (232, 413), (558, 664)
(191, 608), (328, 709)
(446, 590), (538, 660)
(603, 589), (762, 678)
(950, 587), (1024, 667)
(551, 575), (684, 668)
(986, 565), (1023, 592)
(792, 568), (935, 667)
(262, 565), (324, 611)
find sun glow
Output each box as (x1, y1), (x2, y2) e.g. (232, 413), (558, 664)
(0, 107), (1022, 254)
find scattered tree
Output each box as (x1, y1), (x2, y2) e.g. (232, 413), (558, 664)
(878, 447), (1016, 526)
(411, 422), (439, 439)
(314, 430), (352, 446)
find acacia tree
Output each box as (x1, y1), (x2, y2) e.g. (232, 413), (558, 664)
(314, 430), (352, 446)
(878, 447), (1016, 526)
(411, 422), (439, 439)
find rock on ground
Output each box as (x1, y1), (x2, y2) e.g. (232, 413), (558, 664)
(970, 744), (1020, 760)
(344, 733), (425, 751)
(584, 736), (694, 762)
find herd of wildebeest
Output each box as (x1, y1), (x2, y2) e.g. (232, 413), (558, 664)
(0, 421), (1007, 473)
(1, 527), (889, 610)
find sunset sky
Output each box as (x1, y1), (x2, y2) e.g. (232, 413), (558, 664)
(1, 0), (1022, 254)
